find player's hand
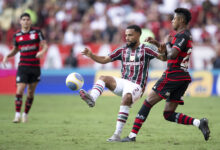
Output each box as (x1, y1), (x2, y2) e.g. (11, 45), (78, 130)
(81, 48), (92, 58)
(36, 51), (44, 58)
(158, 43), (166, 53)
(164, 35), (172, 43)
(145, 37), (160, 47)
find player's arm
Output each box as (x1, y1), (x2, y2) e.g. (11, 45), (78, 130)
(36, 40), (48, 58)
(81, 48), (112, 64)
(165, 43), (179, 59)
(2, 46), (19, 65)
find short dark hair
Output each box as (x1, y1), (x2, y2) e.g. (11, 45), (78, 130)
(174, 8), (191, 25)
(126, 25), (142, 35)
(20, 13), (30, 19)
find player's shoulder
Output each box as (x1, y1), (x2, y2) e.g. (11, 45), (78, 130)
(14, 29), (22, 36)
(30, 27), (42, 33)
(177, 29), (191, 39)
(115, 44), (127, 51)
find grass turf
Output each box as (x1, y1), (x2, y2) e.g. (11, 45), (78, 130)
(0, 95), (219, 150)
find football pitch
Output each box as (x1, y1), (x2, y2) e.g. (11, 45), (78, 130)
(0, 95), (219, 150)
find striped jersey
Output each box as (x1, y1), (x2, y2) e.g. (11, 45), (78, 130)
(166, 29), (192, 81)
(109, 44), (158, 89)
(13, 27), (45, 67)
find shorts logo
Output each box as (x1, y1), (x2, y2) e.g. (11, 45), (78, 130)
(165, 91), (170, 96)
(16, 76), (20, 82)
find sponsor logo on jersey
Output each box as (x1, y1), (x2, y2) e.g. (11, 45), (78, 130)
(19, 37), (23, 41)
(20, 45), (37, 51)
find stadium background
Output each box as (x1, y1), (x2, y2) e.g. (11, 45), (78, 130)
(0, 0), (220, 96)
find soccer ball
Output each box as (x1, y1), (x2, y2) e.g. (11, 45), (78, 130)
(65, 72), (84, 91)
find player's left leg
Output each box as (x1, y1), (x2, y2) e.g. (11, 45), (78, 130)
(108, 80), (142, 142)
(22, 82), (38, 123)
(163, 82), (210, 141)
(107, 93), (133, 142)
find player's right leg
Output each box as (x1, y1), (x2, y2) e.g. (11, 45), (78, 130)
(79, 76), (116, 107)
(13, 83), (26, 123)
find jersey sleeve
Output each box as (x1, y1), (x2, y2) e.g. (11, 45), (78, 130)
(144, 44), (159, 59)
(172, 33), (189, 52)
(13, 34), (18, 47)
(37, 30), (45, 41)
(108, 46), (123, 61)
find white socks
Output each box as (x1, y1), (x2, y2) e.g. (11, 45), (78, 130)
(193, 119), (200, 127)
(15, 112), (21, 118)
(114, 105), (130, 136)
(90, 80), (105, 102)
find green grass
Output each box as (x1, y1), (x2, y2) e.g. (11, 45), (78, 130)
(0, 95), (219, 150)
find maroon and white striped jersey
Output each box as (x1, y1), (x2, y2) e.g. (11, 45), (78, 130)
(109, 44), (159, 89)
(13, 27), (45, 67)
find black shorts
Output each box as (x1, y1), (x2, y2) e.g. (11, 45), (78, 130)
(152, 72), (191, 105)
(16, 66), (41, 83)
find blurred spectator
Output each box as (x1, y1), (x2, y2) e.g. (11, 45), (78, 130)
(63, 23), (82, 45)
(64, 48), (78, 68)
(212, 45), (220, 69)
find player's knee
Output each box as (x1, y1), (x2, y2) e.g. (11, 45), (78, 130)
(163, 111), (174, 121)
(121, 93), (132, 106)
(99, 75), (106, 81)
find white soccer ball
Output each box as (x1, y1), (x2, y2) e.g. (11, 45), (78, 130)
(65, 72), (84, 91)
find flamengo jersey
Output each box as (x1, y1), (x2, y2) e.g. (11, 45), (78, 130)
(109, 44), (158, 89)
(13, 27), (45, 67)
(167, 29), (192, 81)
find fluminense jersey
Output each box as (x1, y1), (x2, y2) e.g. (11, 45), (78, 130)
(166, 29), (192, 81)
(13, 27), (45, 67)
(109, 44), (158, 90)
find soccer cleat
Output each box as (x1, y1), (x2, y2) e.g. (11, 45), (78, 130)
(199, 118), (210, 141)
(13, 116), (21, 123)
(107, 134), (121, 142)
(22, 113), (28, 123)
(79, 89), (95, 107)
(121, 136), (136, 142)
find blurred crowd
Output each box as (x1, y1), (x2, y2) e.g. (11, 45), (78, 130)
(0, 0), (220, 68)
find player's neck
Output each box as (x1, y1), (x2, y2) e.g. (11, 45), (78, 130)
(176, 25), (187, 33)
(21, 27), (31, 33)
(131, 42), (140, 50)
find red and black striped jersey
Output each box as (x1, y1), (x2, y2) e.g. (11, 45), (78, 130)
(166, 29), (192, 81)
(13, 27), (45, 67)
(109, 44), (159, 89)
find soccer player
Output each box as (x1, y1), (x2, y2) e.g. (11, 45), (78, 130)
(121, 8), (210, 142)
(79, 25), (167, 142)
(3, 13), (48, 123)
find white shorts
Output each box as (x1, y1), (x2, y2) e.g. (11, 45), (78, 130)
(113, 77), (142, 102)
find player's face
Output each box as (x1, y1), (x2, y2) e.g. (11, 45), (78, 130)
(172, 14), (181, 31)
(20, 16), (31, 29)
(125, 29), (139, 48)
